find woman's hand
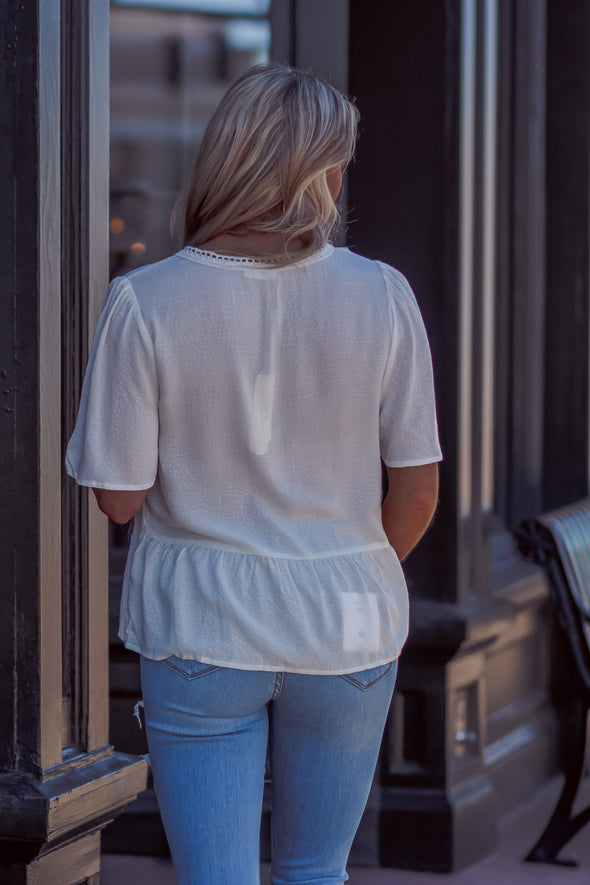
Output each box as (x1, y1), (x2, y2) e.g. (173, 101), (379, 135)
(92, 488), (150, 524)
(381, 463), (439, 561)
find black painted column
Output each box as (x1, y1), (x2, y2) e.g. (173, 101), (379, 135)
(543, 0), (590, 510)
(348, 0), (557, 872)
(0, 2), (147, 881)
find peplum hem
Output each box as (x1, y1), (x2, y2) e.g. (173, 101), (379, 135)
(119, 528), (410, 675)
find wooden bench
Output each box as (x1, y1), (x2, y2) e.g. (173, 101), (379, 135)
(515, 498), (590, 865)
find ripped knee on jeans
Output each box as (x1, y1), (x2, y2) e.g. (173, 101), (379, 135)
(133, 698), (144, 729)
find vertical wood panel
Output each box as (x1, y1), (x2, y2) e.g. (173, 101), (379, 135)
(480, 0), (497, 514)
(269, 0), (293, 65)
(509, 0), (546, 525)
(458, 0), (481, 600)
(543, 0), (590, 510)
(493, 0), (548, 531)
(1, 0), (44, 776)
(348, 0), (461, 602)
(86, 0), (111, 752)
(492, 0), (512, 524)
(295, 0), (349, 92)
(459, 0), (498, 597)
(0, 0), (25, 773)
(468, 0), (498, 595)
(270, 1), (349, 92)
(61, 0), (110, 755)
(459, 0), (476, 531)
(61, 0), (88, 751)
(39, 0), (64, 772)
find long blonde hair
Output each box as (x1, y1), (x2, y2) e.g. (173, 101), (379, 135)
(177, 64), (359, 265)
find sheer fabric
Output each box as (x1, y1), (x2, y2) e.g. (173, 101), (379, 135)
(66, 245), (441, 673)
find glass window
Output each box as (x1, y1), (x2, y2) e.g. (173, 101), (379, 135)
(107, 0), (271, 762)
(109, 0), (271, 278)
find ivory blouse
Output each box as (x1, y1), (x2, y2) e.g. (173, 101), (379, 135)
(66, 244), (442, 674)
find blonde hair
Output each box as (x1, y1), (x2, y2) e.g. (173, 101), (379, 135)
(177, 63), (359, 265)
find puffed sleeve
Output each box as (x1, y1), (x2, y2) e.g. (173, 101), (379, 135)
(65, 276), (159, 489)
(377, 262), (443, 467)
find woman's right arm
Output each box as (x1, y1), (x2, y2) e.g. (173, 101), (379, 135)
(93, 488), (151, 524)
(65, 278), (159, 502)
(381, 463), (439, 561)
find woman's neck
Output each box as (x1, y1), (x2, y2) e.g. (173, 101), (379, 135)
(199, 231), (306, 257)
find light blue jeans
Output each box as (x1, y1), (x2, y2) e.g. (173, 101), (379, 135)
(140, 656), (397, 885)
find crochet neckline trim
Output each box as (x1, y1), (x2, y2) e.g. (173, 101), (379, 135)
(178, 243), (334, 269)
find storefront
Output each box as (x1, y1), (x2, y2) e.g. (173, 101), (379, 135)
(1, 1), (589, 880)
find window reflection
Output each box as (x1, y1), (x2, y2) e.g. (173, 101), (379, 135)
(109, 1), (271, 278)
(106, 3), (272, 770)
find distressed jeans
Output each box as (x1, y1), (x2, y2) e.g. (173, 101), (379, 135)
(140, 656), (397, 885)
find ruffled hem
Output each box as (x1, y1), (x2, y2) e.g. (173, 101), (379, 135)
(123, 641), (399, 677)
(119, 530), (410, 674)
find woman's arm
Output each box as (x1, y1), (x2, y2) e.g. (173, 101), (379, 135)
(92, 488), (150, 524)
(381, 463), (439, 561)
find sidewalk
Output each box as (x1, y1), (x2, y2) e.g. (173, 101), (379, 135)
(101, 775), (590, 884)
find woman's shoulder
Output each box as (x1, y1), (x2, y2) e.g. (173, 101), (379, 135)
(331, 247), (402, 278)
(114, 250), (206, 313)
(331, 249), (413, 300)
(123, 250), (192, 289)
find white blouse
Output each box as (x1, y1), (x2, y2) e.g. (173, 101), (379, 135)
(66, 244), (442, 674)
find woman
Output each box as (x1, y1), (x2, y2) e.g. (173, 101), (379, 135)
(67, 64), (441, 885)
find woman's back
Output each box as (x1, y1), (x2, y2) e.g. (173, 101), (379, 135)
(138, 243), (389, 556)
(68, 242), (440, 671)
(81, 244), (437, 560)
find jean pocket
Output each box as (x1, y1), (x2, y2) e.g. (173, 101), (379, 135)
(340, 660), (396, 690)
(161, 656), (220, 680)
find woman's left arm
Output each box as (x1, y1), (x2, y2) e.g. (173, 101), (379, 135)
(93, 488), (151, 524)
(381, 463), (439, 561)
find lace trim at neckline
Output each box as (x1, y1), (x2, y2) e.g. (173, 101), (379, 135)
(178, 243), (333, 268)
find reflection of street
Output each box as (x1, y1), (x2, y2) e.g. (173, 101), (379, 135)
(109, 5), (270, 278)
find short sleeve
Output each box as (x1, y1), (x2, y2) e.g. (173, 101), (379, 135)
(65, 276), (159, 490)
(377, 262), (443, 467)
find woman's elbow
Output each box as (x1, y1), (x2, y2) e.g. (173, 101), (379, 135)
(403, 468), (439, 530)
(92, 488), (148, 524)
(99, 503), (134, 524)
(410, 486), (438, 527)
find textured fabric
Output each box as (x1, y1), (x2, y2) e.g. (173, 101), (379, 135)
(140, 656), (398, 885)
(66, 244), (442, 673)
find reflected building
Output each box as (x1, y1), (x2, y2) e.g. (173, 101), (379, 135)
(109, 2), (271, 277)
